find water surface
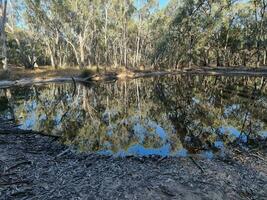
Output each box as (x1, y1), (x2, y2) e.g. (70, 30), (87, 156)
(0, 75), (266, 157)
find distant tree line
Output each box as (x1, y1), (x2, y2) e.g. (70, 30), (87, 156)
(0, 0), (266, 70)
(154, 0), (267, 69)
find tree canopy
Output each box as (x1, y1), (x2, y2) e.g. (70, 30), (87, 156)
(1, 0), (266, 70)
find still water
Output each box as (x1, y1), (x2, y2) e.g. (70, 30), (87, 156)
(0, 75), (266, 157)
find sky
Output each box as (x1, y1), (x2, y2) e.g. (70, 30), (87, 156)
(135, 0), (170, 9)
(159, 0), (170, 8)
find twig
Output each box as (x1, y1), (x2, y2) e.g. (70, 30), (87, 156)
(55, 148), (71, 158)
(157, 157), (168, 163)
(0, 180), (30, 186)
(189, 156), (205, 173)
(5, 161), (32, 173)
(250, 153), (266, 162)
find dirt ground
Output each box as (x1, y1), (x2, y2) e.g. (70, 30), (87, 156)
(0, 65), (150, 81)
(0, 66), (82, 81)
(2, 65), (267, 82)
(0, 132), (266, 200)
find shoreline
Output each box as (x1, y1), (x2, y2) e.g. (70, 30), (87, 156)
(0, 131), (266, 199)
(1, 67), (267, 89)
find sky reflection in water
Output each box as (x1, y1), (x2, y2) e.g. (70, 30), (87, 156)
(0, 75), (267, 158)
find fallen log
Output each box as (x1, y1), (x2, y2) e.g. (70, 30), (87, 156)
(0, 71), (173, 89)
(1, 68), (267, 89)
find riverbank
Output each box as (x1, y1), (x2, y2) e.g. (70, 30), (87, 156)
(0, 129), (266, 199)
(1, 66), (267, 88)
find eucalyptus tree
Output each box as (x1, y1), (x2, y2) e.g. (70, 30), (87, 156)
(252, 0), (267, 67)
(153, 0), (267, 69)
(24, 0), (63, 68)
(2, 0), (266, 70)
(0, 0), (8, 70)
(23, 0), (144, 68)
(153, 0), (208, 68)
(134, 0), (158, 68)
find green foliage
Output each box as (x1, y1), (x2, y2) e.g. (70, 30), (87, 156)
(3, 0), (267, 70)
(154, 0), (267, 69)
(7, 29), (47, 69)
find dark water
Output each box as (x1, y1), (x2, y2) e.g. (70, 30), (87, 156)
(0, 75), (266, 158)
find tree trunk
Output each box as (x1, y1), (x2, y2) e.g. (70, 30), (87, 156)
(216, 49), (221, 67)
(123, 0), (128, 68)
(47, 43), (56, 68)
(188, 35), (193, 68)
(104, 4), (108, 65)
(79, 34), (85, 68)
(135, 34), (140, 68)
(65, 39), (81, 67)
(0, 0), (8, 70)
(254, 0), (260, 68)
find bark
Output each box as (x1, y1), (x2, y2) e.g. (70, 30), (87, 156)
(47, 42), (56, 68)
(254, 0), (260, 67)
(78, 34), (85, 68)
(65, 39), (81, 67)
(123, 0), (128, 68)
(0, 0), (7, 70)
(135, 34), (140, 68)
(104, 4), (108, 65)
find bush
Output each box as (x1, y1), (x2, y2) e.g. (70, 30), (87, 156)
(79, 69), (95, 78)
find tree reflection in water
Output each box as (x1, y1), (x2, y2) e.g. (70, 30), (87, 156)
(0, 75), (266, 157)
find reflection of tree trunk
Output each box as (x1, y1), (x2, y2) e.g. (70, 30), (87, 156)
(5, 89), (15, 120)
(242, 51), (247, 67)
(82, 86), (87, 111)
(264, 50), (266, 66)
(124, 81), (128, 113)
(260, 77), (266, 91)
(136, 80), (141, 116)
(154, 83), (188, 147)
